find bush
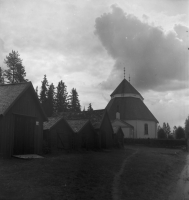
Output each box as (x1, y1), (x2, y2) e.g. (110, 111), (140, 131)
(158, 128), (167, 139)
(175, 127), (185, 139)
(168, 134), (174, 140)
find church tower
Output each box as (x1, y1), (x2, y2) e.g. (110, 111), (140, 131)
(106, 76), (158, 138)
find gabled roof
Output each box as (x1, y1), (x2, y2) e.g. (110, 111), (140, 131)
(67, 119), (89, 133)
(106, 97), (158, 123)
(59, 109), (106, 129)
(0, 82), (47, 121)
(43, 116), (63, 130)
(111, 119), (134, 129)
(110, 79), (143, 98)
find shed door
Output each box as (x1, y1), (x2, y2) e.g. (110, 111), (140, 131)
(14, 115), (36, 155)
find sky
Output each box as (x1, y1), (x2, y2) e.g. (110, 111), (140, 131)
(0, 0), (189, 129)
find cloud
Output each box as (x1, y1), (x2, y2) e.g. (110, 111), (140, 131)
(94, 5), (189, 92)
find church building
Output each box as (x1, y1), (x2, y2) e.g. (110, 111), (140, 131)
(106, 77), (158, 139)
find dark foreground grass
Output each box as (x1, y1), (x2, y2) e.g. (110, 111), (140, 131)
(0, 146), (186, 200)
(120, 146), (187, 200)
(0, 148), (134, 200)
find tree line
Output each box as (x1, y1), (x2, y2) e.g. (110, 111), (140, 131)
(0, 50), (93, 117)
(157, 117), (189, 140)
(37, 75), (82, 117)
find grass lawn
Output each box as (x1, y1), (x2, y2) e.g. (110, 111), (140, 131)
(0, 146), (186, 200)
(120, 146), (187, 200)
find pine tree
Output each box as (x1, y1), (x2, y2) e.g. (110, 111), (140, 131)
(68, 88), (81, 112)
(87, 103), (93, 111)
(55, 80), (68, 113)
(83, 106), (86, 112)
(40, 75), (49, 114)
(4, 50), (28, 83)
(162, 122), (171, 138)
(0, 67), (4, 84)
(46, 83), (55, 117)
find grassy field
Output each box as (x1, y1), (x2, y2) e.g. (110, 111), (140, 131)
(0, 146), (187, 200)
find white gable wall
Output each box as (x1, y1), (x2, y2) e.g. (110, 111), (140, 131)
(122, 127), (134, 138)
(112, 120), (134, 138)
(125, 120), (157, 138)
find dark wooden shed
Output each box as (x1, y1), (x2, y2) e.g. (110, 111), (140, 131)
(0, 82), (47, 158)
(43, 116), (75, 151)
(67, 119), (96, 150)
(61, 109), (114, 149)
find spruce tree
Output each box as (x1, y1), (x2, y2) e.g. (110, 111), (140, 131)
(68, 88), (81, 112)
(40, 75), (49, 114)
(87, 103), (93, 111)
(4, 50), (28, 83)
(55, 80), (68, 113)
(46, 83), (55, 117)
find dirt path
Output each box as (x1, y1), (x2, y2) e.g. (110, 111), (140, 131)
(112, 148), (138, 200)
(168, 154), (189, 200)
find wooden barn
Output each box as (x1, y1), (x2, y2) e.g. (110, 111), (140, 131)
(0, 82), (47, 158)
(61, 109), (114, 149)
(66, 119), (96, 150)
(112, 126), (124, 148)
(43, 116), (75, 151)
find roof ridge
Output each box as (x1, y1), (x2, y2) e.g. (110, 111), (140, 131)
(0, 81), (31, 87)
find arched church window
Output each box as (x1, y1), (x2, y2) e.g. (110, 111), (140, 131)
(144, 123), (148, 135)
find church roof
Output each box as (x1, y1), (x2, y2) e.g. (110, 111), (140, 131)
(106, 97), (158, 123)
(110, 79), (143, 98)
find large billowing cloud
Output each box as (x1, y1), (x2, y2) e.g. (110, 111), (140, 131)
(95, 5), (189, 92)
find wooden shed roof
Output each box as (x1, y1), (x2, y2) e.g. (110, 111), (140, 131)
(43, 116), (63, 130)
(67, 119), (89, 133)
(60, 109), (106, 129)
(0, 82), (47, 120)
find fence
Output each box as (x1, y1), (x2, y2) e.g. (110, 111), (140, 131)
(124, 138), (187, 148)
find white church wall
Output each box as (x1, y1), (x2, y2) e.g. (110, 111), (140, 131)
(125, 120), (157, 138)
